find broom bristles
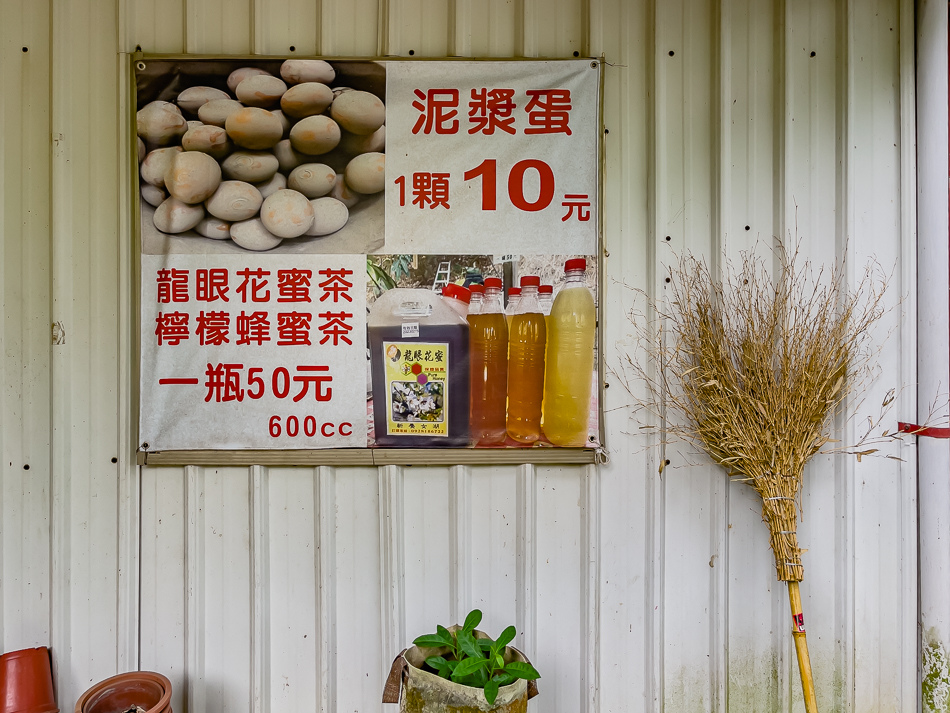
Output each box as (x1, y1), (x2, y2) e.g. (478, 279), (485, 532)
(644, 243), (886, 581)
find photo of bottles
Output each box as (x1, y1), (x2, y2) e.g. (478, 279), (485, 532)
(366, 254), (599, 449)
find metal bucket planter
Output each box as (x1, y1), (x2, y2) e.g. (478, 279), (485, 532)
(383, 632), (539, 713)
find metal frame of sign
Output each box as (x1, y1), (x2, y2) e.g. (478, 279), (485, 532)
(130, 52), (607, 466)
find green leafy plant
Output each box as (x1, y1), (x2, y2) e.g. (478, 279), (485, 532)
(412, 609), (540, 705)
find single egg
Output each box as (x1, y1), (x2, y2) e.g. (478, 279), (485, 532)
(153, 197), (205, 234)
(225, 107), (284, 150)
(287, 163), (336, 199)
(230, 217), (283, 251)
(330, 90), (385, 135)
(205, 180), (264, 221)
(235, 75), (288, 108)
(221, 151), (280, 182)
(289, 115), (341, 155)
(164, 151), (222, 204)
(306, 197), (349, 236)
(280, 59), (336, 85)
(344, 152), (385, 194)
(260, 189), (314, 238)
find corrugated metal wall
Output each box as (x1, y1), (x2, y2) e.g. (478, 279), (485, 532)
(0, 0), (919, 711)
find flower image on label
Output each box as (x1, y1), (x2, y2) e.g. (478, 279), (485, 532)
(383, 341), (449, 437)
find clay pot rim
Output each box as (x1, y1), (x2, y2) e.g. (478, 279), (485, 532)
(0, 647), (51, 662)
(73, 671), (171, 713)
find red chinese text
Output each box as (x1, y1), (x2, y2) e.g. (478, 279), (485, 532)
(317, 312), (354, 346)
(236, 268), (271, 303)
(196, 269), (229, 302)
(412, 89), (460, 135)
(157, 269), (189, 303)
(277, 269), (313, 303)
(155, 312), (189, 345)
(524, 89), (573, 135)
(468, 88), (517, 135)
(318, 268), (354, 303)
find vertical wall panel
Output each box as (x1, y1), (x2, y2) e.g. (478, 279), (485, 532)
(719, 2), (784, 712)
(386, 0), (450, 57)
(782, 3), (850, 712)
(122, 0), (185, 53)
(139, 467), (188, 713)
(333, 467), (383, 713)
(452, 0), (519, 57)
(50, 0), (122, 706)
(262, 467), (318, 713)
(0, 0), (53, 653)
(255, 0), (318, 56)
(654, 2), (726, 712)
(319, 0), (380, 56)
(534, 466), (584, 712)
(402, 468), (452, 636)
(590, 0), (658, 709)
(186, 467), (253, 713)
(521, 0), (586, 57)
(183, 0), (252, 55)
(467, 467), (519, 634)
(846, 1), (915, 710)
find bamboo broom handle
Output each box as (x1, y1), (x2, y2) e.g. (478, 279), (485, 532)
(788, 581), (818, 713)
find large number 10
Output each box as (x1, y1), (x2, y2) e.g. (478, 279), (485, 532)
(463, 159), (555, 212)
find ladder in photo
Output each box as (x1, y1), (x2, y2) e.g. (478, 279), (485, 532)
(432, 260), (452, 291)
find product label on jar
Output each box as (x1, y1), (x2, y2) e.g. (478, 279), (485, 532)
(383, 341), (449, 437)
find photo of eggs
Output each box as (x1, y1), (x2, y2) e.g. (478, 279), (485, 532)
(135, 58), (386, 255)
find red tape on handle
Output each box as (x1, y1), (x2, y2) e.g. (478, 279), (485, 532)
(898, 422), (950, 439)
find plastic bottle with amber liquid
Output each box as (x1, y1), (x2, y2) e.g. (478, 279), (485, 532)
(507, 276), (546, 443)
(468, 277), (508, 444)
(542, 258), (596, 446)
(505, 287), (521, 332)
(468, 283), (484, 316)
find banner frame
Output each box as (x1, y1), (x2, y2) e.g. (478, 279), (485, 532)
(131, 52), (608, 465)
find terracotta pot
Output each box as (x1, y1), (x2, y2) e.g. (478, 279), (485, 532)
(74, 672), (171, 713)
(0, 646), (58, 713)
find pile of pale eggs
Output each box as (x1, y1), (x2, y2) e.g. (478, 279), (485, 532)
(137, 59), (385, 251)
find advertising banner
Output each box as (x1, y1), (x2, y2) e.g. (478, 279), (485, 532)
(135, 56), (600, 453)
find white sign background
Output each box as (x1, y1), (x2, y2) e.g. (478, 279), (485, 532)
(140, 254), (367, 450)
(384, 60), (600, 255)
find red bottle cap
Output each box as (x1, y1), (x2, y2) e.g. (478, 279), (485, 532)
(442, 283), (471, 303)
(565, 258), (587, 272)
(469, 283), (485, 294)
(483, 277), (503, 289)
(539, 284), (553, 294)
(508, 287), (522, 296)
(520, 275), (541, 287)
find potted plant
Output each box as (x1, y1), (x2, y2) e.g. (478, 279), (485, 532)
(382, 609), (540, 712)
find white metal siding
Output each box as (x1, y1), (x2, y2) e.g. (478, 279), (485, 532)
(0, 0), (919, 711)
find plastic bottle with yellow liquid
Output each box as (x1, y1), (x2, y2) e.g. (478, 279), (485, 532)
(507, 276), (546, 443)
(538, 284), (554, 322)
(542, 258), (595, 446)
(468, 277), (508, 444)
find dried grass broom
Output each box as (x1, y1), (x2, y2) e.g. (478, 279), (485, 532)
(621, 243), (887, 713)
